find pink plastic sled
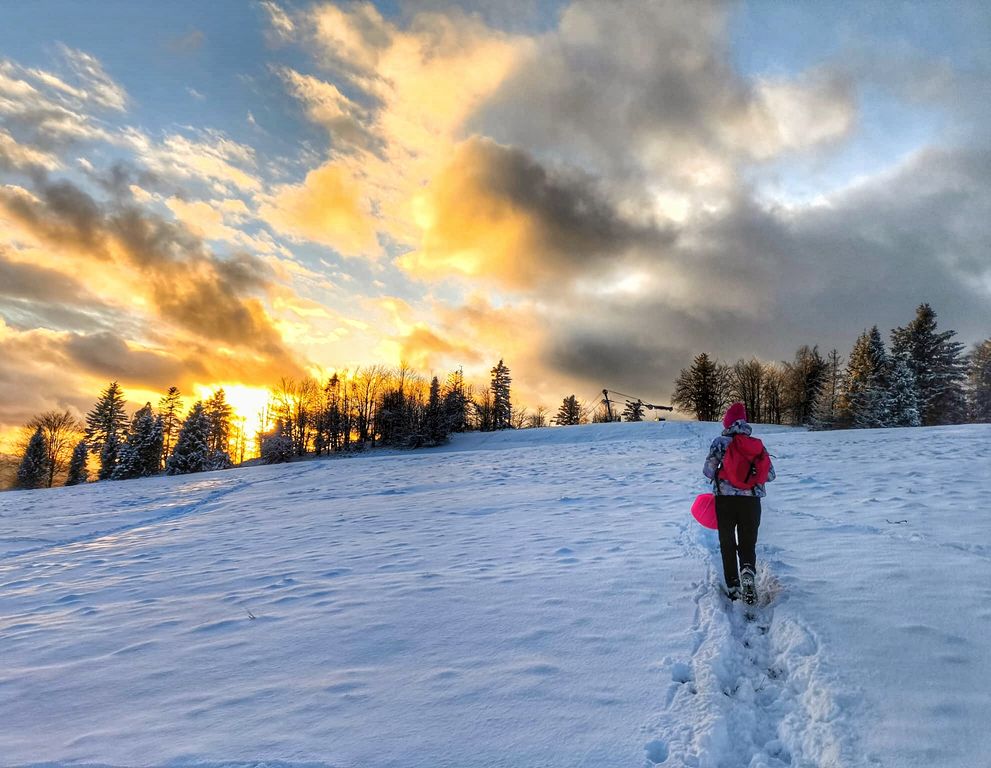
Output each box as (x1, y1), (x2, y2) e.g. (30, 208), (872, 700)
(691, 493), (717, 529)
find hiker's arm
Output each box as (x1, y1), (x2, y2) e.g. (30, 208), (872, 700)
(766, 458), (776, 483)
(702, 440), (720, 481)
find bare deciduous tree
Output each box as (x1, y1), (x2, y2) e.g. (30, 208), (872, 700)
(25, 410), (84, 488)
(731, 358), (764, 424)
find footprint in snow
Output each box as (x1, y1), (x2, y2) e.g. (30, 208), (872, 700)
(644, 739), (669, 764)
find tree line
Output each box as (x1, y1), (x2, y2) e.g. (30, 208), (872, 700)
(9, 359), (518, 490)
(8, 302), (990, 490)
(671, 304), (991, 429)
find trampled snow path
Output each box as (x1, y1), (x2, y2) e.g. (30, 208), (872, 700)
(2, 421), (990, 766)
(642, 427), (866, 768)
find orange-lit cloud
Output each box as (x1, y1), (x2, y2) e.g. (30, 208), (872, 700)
(277, 2), (529, 247)
(398, 136), (664, 288)
(257, 161), (380, 256)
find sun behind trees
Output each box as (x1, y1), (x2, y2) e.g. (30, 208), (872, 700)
(6, 359), (526, 490)
(672, 303), (988, 429)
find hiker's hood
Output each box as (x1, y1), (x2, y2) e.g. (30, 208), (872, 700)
(722, 419), (752, 437)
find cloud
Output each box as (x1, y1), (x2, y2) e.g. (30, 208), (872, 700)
(0, 321), (93, 430)
(2, 7), (988, 435)
(0, 319), (306, 439)
(277, 67), (379, 153)
(0, 45), (129, 166)
(120, 128), (261, 193)
(0, 128), (60, 172)
(0, 246), (99, 304)
(258, 161), (380, 256)
(261, 0), (296, 44)
(528, 143), (991, 400)
(275, 2), (529, 246)
(398, 136), (669, 288)
(394, 326), (483, 370)
(0, 173), (298, 362)
(473, 0), (856, 203)
(57, 45), (128, 112)
(0, 245), (123, 332)
(748, 72), (856, 158)
(165, 197), (243, 242)
(63, 331), (207, 384)
(168, 29), (206, 54)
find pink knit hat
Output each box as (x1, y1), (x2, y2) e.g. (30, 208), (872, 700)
(723, 402), (747, 428)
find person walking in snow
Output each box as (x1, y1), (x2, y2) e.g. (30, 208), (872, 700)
(703, 402), (775, 604)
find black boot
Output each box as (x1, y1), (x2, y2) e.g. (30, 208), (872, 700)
(740, 566), (757, 606)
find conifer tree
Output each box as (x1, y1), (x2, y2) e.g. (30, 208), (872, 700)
(443, 368), (470, 433)
(260, 421), (294, 464)
(113, 404), (164, 480)
(425, 376), (447, 445)
(672, 353), (730, 421)
(967, 339), (991, 422)
(555, 395), (582, 426)
(65, 440), (90, 486)
(158, 386), (182, 468)
(844, 327), (891, 428)
(316, 374), (345, 453)
(14, 427), (49, 490)
(85, 381), (129, 460)
(377, 387), (410, 447)
(891, 303), (967, 425)
(98, 431), (121, 481)
(622, 399), (645, 422)
(887, 353), (922, 427)
(490, 360), (512, 430)
(204, 390), (234, 457)
(166, 402), (212, 475)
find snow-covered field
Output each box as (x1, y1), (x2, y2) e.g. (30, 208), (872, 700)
(1, 421), (989, 767)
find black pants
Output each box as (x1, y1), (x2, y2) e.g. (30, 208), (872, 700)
(715, 495), (761, 589)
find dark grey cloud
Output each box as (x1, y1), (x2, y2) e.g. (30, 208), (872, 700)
(82, 160), (166, 201)
(0, 249), (93, 304)
(0, 249), (121, 332)
(435, 0), (988, 401)
(411, 136), (674, 287)
(536, 143), (991, 402)
(472, 138), (667, 260)
(1, 178), (106, 254)
(63, 332), (207, 384)
(546, 330), (684, 401)
(470, 0), (754, 180)
(397, 0), (564, 34)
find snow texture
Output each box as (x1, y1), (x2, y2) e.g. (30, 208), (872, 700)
(1, 421), (989, 767)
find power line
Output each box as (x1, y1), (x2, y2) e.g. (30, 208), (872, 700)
(603, 388), (673, 412)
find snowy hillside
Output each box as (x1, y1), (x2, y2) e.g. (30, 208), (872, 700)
(1, 421), (989, 767)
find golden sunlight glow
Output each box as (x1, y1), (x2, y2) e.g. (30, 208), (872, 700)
(193, 383), (271, 444)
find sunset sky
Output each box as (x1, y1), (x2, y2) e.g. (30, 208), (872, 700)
(1, 0), (989, 441)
